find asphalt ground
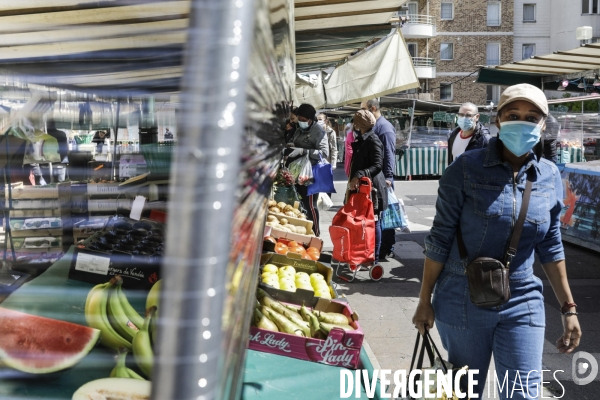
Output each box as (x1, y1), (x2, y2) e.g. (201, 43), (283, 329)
(319, 166), (600, 399)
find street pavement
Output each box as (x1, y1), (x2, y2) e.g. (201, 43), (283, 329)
(320, 167), (600, 399)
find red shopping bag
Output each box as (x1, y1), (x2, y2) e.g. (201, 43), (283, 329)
(329, 177), (375, 266)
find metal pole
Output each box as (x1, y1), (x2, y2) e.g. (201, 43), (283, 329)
(152, 0), (257, 399)
(111, 100), (120, 180)
(407, 99), (416, 146)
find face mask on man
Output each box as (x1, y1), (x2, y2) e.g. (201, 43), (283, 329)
(457, 116), (475, 131)
(298, 121), (310, 130)
(499, 120), (542, 157)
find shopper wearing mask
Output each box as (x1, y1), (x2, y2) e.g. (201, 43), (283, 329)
(344, 120), (355, 177)
(287, 103), (329, 236)
(447, 102), (491, 165)
(317, 113), (338, 169)
(361, 99), (397, 262)
(284, 107), (299, 143)
(348, 109), (388, 262)
(412, 84), (581, 399)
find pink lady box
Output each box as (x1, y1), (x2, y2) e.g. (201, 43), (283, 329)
(248, 298), (363, 369)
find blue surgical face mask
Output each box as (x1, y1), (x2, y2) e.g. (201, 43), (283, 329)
(298, 121), (309, 130)
(457, 116), (475, 131)
(499, 120), (542, 157)
(317, 120), (326, 127)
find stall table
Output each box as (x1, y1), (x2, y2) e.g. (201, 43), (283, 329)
(0, 248), (382, 400)
(395, 147), (448, 177)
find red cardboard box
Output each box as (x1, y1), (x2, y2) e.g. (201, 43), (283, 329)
(248, 299), (363, 369)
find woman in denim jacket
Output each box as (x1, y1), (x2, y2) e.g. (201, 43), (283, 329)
(413, 84), (581, 399)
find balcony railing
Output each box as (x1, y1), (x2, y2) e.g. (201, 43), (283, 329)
(412, 57), (436, 67)
(404, 14), (435, 25)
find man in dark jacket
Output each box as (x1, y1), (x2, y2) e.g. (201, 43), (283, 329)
(448, 102), (492, 165)
(362, 98), (397, 261)
(348, 109), (388, 263)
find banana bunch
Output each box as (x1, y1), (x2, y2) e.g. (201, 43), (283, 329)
(84, 277), (143, 351)
(254, 288), (355, 339)
(110, 348), (145, 380)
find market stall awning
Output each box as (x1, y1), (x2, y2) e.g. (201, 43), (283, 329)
(294, 0), (408, 73)
(476, 43), (600, 92)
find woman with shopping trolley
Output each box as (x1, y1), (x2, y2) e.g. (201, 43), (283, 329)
(412, 84), (581, 399)
(347, 109), (388, 264)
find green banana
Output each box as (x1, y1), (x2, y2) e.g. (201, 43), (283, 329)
(110, 348), (146, 380)
(150, 309), (158, 347)
(132, 307), (155, 378)
(262, 307), (305, 337)
(145, 279), (161, 311)
(107, 278), (140, 342)
(314, 310), (350, 325)
(84, 282), (132, 351)
(115, 278), (145, 328)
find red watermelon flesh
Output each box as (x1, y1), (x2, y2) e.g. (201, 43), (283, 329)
(0, 307), (100, 374)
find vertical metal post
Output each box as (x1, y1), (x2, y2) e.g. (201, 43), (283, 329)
(152, 0), (257, 399)
(407, 99), (416, 146)
(112, 100), (120, 181)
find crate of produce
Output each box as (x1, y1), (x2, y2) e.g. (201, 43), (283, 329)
(264, 225), (323, 251)
(258, 253), (342, 307)
(249, 289), (363, 369)
(68, 217), (164, 290)
(5, 183), (59, 199)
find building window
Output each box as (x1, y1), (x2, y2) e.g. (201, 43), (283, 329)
(487, 85), (501, 104)
(582, 0), (599, 13)
(440, 83), (453, 101)
(486, 43), (501, 66)
(487, 2), (501, 26)
(522, 44), (536, 59)
(523, 4), (536, 21)
(407, 43), (418, 58)
(440, 43), (453, 60)
(441, 2), (453, 20)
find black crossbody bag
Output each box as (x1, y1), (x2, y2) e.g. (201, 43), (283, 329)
(456, 175), (533, 308)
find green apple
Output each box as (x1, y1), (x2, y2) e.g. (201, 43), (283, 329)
(280, 265), (296, 275)
(263, 264), (279, 273)
(295, 272), (310, 279)
(261, 271), (276, 279)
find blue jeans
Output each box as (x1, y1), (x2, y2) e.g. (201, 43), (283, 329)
(432, 269), (545, 399)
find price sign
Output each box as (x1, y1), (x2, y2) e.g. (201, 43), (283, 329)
(445, 113), (456, 123)
(433, 111), (446, 122)
(408, 107), (414, 117)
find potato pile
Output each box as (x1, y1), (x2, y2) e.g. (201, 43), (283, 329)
(266, 214), (309, 235)
(266, 201), (312, 236)
(268, 201), (307, 220)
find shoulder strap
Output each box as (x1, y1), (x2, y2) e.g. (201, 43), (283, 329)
(457, 170), (534, 264)
(505, 173), (533, 266)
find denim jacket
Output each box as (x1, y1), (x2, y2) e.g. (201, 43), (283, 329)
(425, 138), (565, 281)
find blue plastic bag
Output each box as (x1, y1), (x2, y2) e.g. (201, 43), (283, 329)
(307, 154), (336, 196)
(381, 187), (409, 231)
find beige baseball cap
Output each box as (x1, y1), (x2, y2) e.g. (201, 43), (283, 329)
(497, 83), (548, 116)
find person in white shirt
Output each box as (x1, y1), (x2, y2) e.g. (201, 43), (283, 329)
(448, 102), (491, 165)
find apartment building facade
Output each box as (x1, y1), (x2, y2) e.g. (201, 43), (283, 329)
(401, 0), (514, 105)
(514, 0), (600, 62)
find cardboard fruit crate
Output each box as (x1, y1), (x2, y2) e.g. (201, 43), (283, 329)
(267, 212), (313, 235)
(248, 298), (363, 369)
(264, 225), (323, 251)
(258, 253), (344, 307)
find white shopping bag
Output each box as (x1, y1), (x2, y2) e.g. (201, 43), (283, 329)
(317, 192), (333, 211)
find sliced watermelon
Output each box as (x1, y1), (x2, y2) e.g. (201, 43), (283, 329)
(0, 307), (100, 374)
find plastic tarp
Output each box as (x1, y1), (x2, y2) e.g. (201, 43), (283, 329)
(295, 74), (326, 109)
(323, 29), (419, 108)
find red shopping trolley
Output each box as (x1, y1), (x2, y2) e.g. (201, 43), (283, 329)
(329, 177), (383, 282)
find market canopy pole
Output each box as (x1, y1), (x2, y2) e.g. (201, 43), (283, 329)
(111, 100), (120, 181)
(152, 0), (257, 399)
(407, 99), (416, 147)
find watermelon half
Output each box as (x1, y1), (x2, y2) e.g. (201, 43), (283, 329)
(0, 307), (100, 374)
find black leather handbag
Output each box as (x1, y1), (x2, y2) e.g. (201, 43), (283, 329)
(457, 176), (533, 308)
